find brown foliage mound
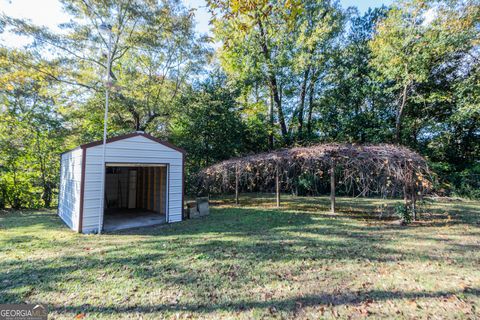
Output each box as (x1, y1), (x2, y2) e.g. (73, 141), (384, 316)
(198, 144), (432, 198)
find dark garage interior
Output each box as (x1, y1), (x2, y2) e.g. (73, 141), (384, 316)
(103, 164), (168, 231)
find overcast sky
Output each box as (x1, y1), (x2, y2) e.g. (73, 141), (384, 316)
(0, 0), (393, 47)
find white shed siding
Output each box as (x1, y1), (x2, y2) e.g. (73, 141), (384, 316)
(81, 135), (183, 233)
(58, 148), (83, 231)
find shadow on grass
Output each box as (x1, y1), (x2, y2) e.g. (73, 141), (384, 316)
(50, 287), (480, 315)
(1, 198), (479, 314)
(0, 207), (399, 304)
(212, 194), (480, 227)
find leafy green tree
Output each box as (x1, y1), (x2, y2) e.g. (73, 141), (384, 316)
(170, 71), (245, 172)
(369, 0), (479, 196)
(1, 0), (479, 206)
(208, 0), (344, 145)
(314, 7), (393, 143)
(291, 0), (344, 141)
(370, 0), (479, 144)
(3, 0), (208, 137)
(0, 48), (65, 208)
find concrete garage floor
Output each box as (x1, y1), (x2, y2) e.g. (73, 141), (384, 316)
(103, 208), (166, 232)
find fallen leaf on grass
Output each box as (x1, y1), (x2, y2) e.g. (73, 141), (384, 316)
(358, 306), (371, 316)
(75, 313), (85, 319)
(331, 308), (339, 318)
(269, 306), (277, 314)
(319, 306), (325, 315)
(263, 292), (273, 301)
(407, 299), (418, 308)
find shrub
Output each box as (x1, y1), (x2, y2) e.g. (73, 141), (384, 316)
(395, 203), (412, 224)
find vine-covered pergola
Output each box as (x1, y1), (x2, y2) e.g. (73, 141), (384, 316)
(197, 144), (432, 220)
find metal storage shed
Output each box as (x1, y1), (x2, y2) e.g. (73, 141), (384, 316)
(58, 132), (185, 233)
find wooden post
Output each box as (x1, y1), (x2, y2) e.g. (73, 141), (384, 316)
(412, 182), (417, 221)
(147, 167), (151, 210)
(235, 165), (239, 205)
(153, 167), (157, 213)
(276, 167), (280, 208)
(144, 167), (148, 208)
(160, 167), (165, 214)
(139, 167), (144, 208)
(206, 180), (210, 199)
(330, 160), (336, 213)
(136, 168), (141, 208)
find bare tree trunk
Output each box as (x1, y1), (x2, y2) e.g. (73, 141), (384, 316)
(270, 76), (288, 143)
(306, 69), (317, 137)
(269, 87), (274, 149)
(35, 130), (52, 207)
(257, 19), (288, 144)
(396, 83), (409, 144)
(12, 168), (20, 209)
(297, 68), (310, 141)
(403, 185), (408, 206)
(235, 165), (239, 205)
(330, 161), (336, 213)
(412, 182), (417, 221)
(276, 167), (280, 208)
(206, 179), (210, 199)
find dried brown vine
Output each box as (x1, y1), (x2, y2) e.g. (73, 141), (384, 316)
(197, 144), (433, 199)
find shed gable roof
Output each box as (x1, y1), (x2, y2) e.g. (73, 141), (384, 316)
(62, 132), (185, 155)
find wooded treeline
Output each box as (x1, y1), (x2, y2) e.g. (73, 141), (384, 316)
(0, 0), (479, 208)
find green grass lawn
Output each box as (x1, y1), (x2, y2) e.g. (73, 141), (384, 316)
(1, 195), (479, 319)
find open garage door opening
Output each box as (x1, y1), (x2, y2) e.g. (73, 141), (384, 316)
(103, 164), (168, 232)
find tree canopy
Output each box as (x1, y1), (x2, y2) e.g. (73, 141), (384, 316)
(0, 0), (479, 208)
